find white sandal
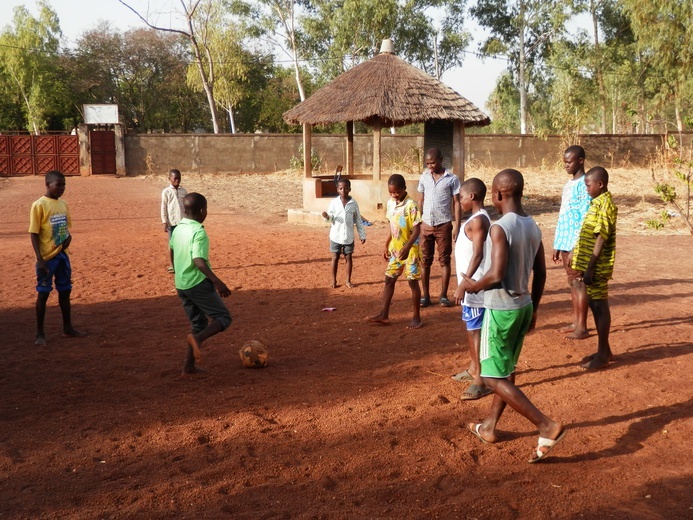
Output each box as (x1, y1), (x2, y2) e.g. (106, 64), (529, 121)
(528, 429), (567, 463)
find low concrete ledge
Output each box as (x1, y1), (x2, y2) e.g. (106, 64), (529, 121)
(287, 209), (329, 226)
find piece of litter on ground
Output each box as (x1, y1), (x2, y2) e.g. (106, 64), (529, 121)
(322, 307), (337, 312)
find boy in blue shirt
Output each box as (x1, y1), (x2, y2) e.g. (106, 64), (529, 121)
(552, 145), (591, 340)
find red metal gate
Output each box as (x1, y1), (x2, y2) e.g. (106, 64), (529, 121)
(89, 130), (116, 174)
(0, 134), (80, 176)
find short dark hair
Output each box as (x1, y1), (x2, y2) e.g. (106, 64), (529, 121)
(425, 147), (443, 160)
(461, 177), (486, 199)
(337, 178), (351, 188)
(586, 166), (609, 185)
(564, 145), (585, 159)
(494, 169), (524, 197)
(387, 174), (406, 189)
(45, 170), (65, 183)
(169, 169), (181, 178)
(183, 192), (207, 214)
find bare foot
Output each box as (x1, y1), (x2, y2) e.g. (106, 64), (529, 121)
(63, 328), (87, 338)
(406, 319), (422, 329)
(580, 355), (612, 370)
(330, 281), (337, 289)
(558, 324), (576, 333)
(367, 314), (390, 325)
(180, 366), (207, 376)
(581, 352), (615, 364)
(345, 281), (354, 288)
(186, 334), (202, 363)
(566, 328), (589, 340)
(34, 334), (47, 346)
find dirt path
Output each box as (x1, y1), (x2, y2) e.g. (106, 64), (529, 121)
(0, 173), (691, 519)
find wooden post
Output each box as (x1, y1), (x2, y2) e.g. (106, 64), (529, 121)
(303, 123), (312, 178)
(346, 121), (354, 176)
(452, 121), (466, 180)
(373, 119), (382, 180)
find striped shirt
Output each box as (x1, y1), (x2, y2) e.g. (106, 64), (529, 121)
(417, 168), (461, 226)
(571, 191), (617, 280)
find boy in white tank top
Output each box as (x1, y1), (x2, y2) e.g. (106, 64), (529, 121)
(452, 178), (492, 400)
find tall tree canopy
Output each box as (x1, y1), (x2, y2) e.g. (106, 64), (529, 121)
(0, 0), (66, 134)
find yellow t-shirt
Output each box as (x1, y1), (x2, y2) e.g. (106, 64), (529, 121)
(28, 196), (72, 261)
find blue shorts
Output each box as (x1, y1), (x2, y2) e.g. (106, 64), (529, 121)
(36, 251), (72, 293)
(462, 305), (485, 331)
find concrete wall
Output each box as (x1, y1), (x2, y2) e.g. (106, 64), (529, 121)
(125, 132), (690, 177)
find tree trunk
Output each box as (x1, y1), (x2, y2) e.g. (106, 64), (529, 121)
(591, 0), (607, 134)
(518, 2), (527, 135)
(227, 104), (236, 134)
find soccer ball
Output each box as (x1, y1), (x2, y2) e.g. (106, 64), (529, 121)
(239, 341), (269, 368)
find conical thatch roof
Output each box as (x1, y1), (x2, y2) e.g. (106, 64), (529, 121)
(283, 50), (490, 128)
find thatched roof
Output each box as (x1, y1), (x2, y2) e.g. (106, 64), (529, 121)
(283, 49), (491, 128)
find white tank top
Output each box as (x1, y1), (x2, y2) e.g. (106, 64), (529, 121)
(483, 213), (542, 311)
(455, 208), (491, 307)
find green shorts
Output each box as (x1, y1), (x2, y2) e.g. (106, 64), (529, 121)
(479, 304), (533, 379)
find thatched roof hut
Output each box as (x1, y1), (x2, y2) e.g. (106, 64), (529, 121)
(284, 40), (491, 217)
(284, 47), (490, 128)
(284, 39), (490, 181)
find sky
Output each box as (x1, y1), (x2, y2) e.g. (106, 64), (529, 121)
(0, 0), (507, 113)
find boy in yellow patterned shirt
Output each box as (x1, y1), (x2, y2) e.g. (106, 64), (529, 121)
(368, 174), (423, 329)
(571, 167), (617, 370)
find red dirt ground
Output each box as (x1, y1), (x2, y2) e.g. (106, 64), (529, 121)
(1, 173), (692, 519)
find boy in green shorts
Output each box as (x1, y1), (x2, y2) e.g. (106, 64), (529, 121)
(462, 169), (566, 463)
(171, 193), (232, 375)
(571, 167), (617, 370)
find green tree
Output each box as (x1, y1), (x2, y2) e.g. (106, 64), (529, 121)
(621, 0), (692, 132)
(0, 1), (65, 133)
(118, 0), (248, 133)
(69, 25), (206, 132)
(471, 0), (570, 134)
(184, 2), (253, 133)
(299, 0), (471, 82)
(242, 0), (308, 101)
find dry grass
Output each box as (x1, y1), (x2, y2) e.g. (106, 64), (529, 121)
(139, 165), (691, 235)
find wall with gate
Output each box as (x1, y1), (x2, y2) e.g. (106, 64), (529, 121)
(0, 134), (80, 176)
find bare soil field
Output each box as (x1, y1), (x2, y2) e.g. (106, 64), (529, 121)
(0, 167), (691, 519)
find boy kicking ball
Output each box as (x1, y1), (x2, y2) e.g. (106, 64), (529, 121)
(170, 193), (232, 375)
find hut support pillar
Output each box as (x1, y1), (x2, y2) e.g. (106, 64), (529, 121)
(373, 120), (382, 180)
(346, 121), (354, 176)
(303, 123), (312, 178)
(453, 121), (466, 180)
